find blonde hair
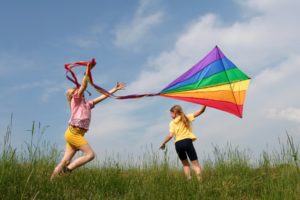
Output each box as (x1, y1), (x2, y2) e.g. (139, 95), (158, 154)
(170, 105), (191, 129)
(66, 88), (76, 107)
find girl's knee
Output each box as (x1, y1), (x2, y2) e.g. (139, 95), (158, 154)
(87, 152), (95, 161)
(191, 160), (200, 166)
(90, 154), (95, 161)
(181, 160), (190, 167)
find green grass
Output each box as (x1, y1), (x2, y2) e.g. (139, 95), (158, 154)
(1, 119), (299, 199)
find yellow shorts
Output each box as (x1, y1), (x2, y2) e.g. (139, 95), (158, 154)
(64, 126), (88, 149)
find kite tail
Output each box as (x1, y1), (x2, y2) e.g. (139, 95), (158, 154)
(88, 78), (114, 97)
(65, 58), (159, 99)
(65, 58), (113, 97)
(115, 93), (160, 99)
(65, 60), (93, 88)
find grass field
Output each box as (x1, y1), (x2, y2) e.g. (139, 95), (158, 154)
(1, 120), (299, 199)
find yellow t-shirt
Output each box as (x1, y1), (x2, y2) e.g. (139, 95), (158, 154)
(169, 113), (196, 142)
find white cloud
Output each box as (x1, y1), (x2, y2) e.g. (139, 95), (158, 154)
(90, 101), (145, 136)
(87, 100), (149, 153)
(250, 54), (300, 109)
(237, 0), (300, 13)
(267, 107), (300, 123)
(113, 0), (164, 49)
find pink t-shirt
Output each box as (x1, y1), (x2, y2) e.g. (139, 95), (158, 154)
(68, 92), (94, 130)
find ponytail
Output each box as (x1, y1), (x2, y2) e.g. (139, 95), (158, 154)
(170, 105), (191, 129)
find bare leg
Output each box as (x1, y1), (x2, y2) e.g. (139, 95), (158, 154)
(181, 159), (191, 180)
(50, 146), (76, 180)
(66, 144), (95, 171)
(191, 159), (202, 181)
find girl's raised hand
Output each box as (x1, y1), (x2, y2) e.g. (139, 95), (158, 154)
(88, 62), (96, 70)
(115, 82), (126, 90)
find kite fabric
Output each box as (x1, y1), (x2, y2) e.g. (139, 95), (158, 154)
(159, 46), (251, 118)
(64, 46), (250, 118)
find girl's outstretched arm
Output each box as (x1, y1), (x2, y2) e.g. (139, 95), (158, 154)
(160, 133), (173, 150)
(92, 82), (125, 106)
(193, 105), (206, 118)
(78, 62), (96, 97)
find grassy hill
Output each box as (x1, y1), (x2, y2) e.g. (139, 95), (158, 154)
(1, 121), (299, 199)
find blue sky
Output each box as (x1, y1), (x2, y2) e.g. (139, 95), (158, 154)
(1, 0), (300, 163)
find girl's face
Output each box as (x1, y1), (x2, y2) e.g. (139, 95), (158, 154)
(170, 111), (176, 119)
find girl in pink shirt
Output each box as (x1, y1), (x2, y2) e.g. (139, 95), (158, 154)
(50, 62), (125, 180)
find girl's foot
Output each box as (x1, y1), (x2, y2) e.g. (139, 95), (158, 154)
(50, 170), (60, 181)
(61, 166), (72, 175)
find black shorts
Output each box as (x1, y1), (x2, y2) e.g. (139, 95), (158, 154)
(175, 139), (198, 161)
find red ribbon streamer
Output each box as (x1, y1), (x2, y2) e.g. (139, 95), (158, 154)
(65, 58), (159, 99)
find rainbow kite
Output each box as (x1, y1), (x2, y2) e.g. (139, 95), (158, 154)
(65, 46), (251, 118)
(158, 46), (251, 118)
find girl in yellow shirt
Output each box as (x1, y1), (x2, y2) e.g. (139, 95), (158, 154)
(160, 105), (206, 180)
